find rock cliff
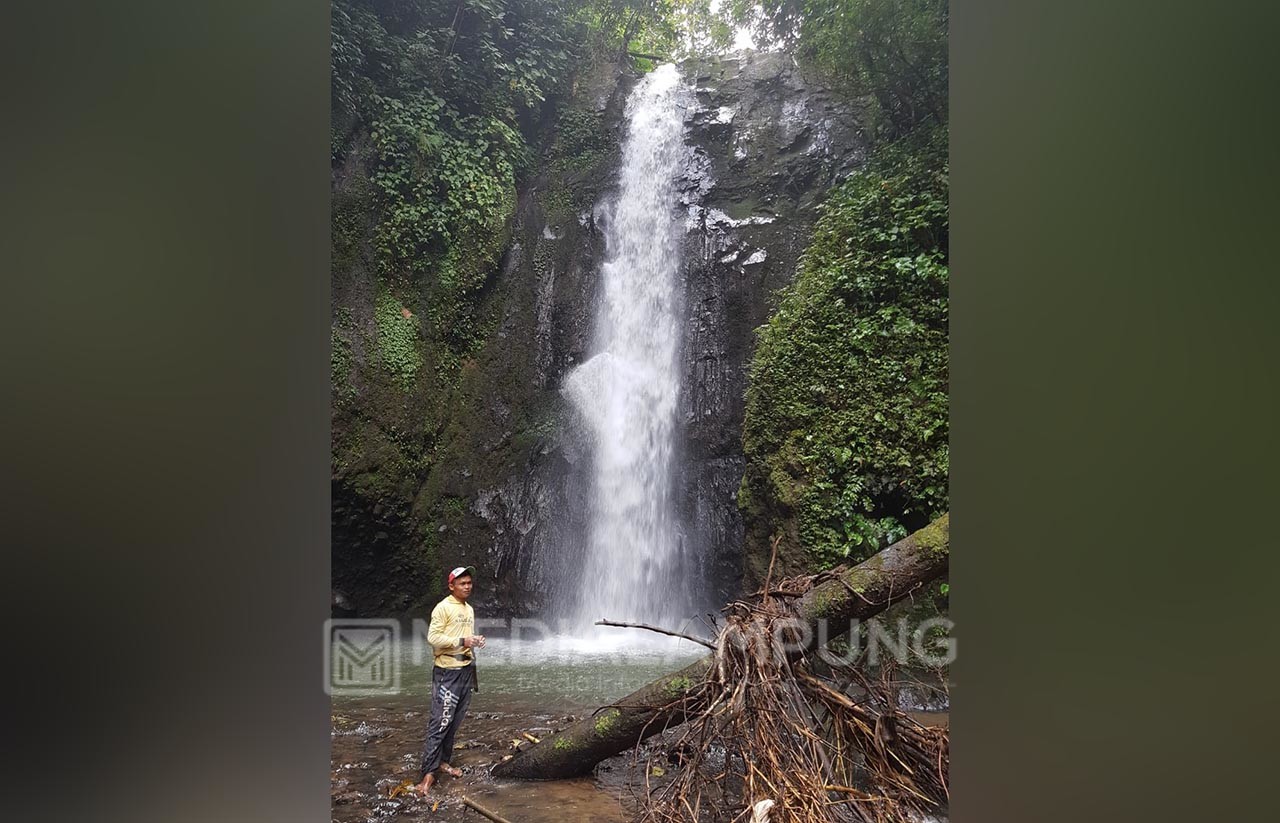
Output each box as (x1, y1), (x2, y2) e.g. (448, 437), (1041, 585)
(331, 52), (867, 619)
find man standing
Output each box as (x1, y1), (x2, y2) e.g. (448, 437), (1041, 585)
(413, 565), (485, 794)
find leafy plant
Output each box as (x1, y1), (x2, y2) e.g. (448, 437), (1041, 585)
(374, 287), (423, 388)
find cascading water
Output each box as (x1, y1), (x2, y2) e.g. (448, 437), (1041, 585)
(561, 64), (694, 631)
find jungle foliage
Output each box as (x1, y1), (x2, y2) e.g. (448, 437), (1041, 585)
(740, 126), (948, 570)
(332, 0), (687, 366)
(725, 0), (947, 135)
(728, 1), (948, 573)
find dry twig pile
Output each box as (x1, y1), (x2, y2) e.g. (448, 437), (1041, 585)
(626, 572), (949, 823)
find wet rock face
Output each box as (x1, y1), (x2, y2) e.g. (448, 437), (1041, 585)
(672, 52), (867, 606)
(444, 54), (865, 617)
(334, 54), (865, 620)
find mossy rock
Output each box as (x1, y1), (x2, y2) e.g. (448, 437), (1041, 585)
(740, 125), (949, 577)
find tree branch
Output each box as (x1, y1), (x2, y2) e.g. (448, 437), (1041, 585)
(595, 619), (716, 650)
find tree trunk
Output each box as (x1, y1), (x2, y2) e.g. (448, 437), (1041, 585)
(491, 514), (950, 780)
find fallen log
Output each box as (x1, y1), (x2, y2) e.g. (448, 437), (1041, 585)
(491, 514), (949, 780)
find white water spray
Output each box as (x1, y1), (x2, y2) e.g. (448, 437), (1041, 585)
(562, 64), (692, 630)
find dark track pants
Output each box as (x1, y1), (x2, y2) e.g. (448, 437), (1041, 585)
(419, 664), (475, 779)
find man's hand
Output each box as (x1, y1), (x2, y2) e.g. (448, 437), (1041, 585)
(462, 635), (487, 649)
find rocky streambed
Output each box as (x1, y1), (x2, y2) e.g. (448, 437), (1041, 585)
(330, 637), (706, 822)
(331, 636), (947, 822)
(332, 699), (640, 822)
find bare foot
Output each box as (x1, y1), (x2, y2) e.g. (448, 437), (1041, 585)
(413, 772), (435, 795)
(439, 763), (463, 778)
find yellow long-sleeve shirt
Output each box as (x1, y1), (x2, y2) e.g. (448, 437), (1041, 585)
(426, 594), (475, 668)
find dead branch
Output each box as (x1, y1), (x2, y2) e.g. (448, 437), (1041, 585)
(596, 619), (716, 650)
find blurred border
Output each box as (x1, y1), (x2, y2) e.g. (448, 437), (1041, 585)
(952, 2), (1278, 822)
(2, 1), (330, 820)
(2, 1), (1277, 821)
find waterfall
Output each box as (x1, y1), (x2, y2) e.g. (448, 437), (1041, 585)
(561, 64), (693, 631)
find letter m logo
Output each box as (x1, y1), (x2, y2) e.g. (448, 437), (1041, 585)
(325, 619), (400, 695)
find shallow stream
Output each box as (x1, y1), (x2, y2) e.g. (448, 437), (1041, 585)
(331, 634), (947, 822)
